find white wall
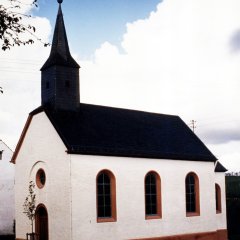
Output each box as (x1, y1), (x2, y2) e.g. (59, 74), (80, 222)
(215, 172), (227, 230)
(0, 140), (15, 235)
(71, 154), (224, 240)
(15, 112), (72, 240)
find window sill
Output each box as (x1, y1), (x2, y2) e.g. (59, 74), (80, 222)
(216, 210), (222, 214)
(145, 215), (161, 220)
(97, 217), (116, 223)
(186, 212), (200, 217)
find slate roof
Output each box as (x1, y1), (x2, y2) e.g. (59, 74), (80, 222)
(215, 161), (228, 172)
(30, 103), (217, 162)
(40, 4), (79, 70)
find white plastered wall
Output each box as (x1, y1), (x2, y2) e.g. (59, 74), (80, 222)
(70, 154), (222, 240)
(15, 112), (72, 240)
(215, 172), (227, 230)
(0, 140), (14, 235)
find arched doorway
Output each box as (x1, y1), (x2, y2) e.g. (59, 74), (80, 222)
(35, 204), (48, 240)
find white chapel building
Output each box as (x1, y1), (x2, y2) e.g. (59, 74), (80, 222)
(12, 1), (228, 240)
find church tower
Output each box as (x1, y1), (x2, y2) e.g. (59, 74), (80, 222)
(41, 0), (80, 111)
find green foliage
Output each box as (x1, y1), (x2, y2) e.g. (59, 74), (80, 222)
(0, 0), (49, 50)
(23, 181), (36, 234)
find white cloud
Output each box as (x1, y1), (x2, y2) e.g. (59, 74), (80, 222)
(80, 0), (240, 170)
(1, 0), (240, 171)
(0, 12), (51, 146)
(208, 141), (240, 171)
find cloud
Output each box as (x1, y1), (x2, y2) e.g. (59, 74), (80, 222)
(2, 0), (240, 171)
(0, 10), (51, 146)
(230, 29), (240, 52)
(201, 129), (240, 145)
(81, 0), (240, 118)
(208, 141), (240, 171)
(80, 0), (240, 170)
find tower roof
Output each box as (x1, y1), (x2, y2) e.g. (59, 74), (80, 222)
(41, 2), (80, 70)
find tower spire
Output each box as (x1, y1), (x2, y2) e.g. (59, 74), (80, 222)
(41, 0), (79, 70)
(40, 0), (80, 111)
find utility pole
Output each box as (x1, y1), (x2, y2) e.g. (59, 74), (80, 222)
(190, 120), (196, 133)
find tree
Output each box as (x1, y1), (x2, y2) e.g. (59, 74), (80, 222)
(0, 0), (49, 50)
(23, 181), (36, 236)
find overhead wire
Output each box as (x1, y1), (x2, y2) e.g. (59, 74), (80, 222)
(0, 57), (43, 76)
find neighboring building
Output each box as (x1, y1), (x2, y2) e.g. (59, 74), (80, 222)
(12, 1), (228, 240)
(0, 139), (15, 235)
(225, 175), (240, 240)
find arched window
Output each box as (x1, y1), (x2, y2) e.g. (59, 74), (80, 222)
(185, 172), (200, 216)
(96, 170), (116, 222)
(215, 184), (222, 213)
(145, 171), (161, 219)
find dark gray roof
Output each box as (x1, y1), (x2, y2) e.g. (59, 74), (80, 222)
(31, 103), (217, 162)
(215, 161), (228, 172)
(40, 4), (79, 70)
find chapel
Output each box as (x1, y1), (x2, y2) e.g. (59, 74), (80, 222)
(12, 1), (228, 240)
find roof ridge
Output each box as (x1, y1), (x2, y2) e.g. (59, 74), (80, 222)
(29, 103), (179, 118)
(80, 102), (179, 118)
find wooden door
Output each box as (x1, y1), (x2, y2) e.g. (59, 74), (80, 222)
(35, 205), (48, 240)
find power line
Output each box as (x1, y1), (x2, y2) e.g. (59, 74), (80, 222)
(0, 57), (42, 63)
(0, 69), (39, 74)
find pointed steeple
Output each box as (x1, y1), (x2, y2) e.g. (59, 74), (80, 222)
(41, 0), (80, 111)
(41, 1), (79, 70)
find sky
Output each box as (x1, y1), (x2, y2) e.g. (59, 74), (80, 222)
(1, 0), (240, 171)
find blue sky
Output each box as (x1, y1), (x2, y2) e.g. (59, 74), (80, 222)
(34, 0), (160, 58)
